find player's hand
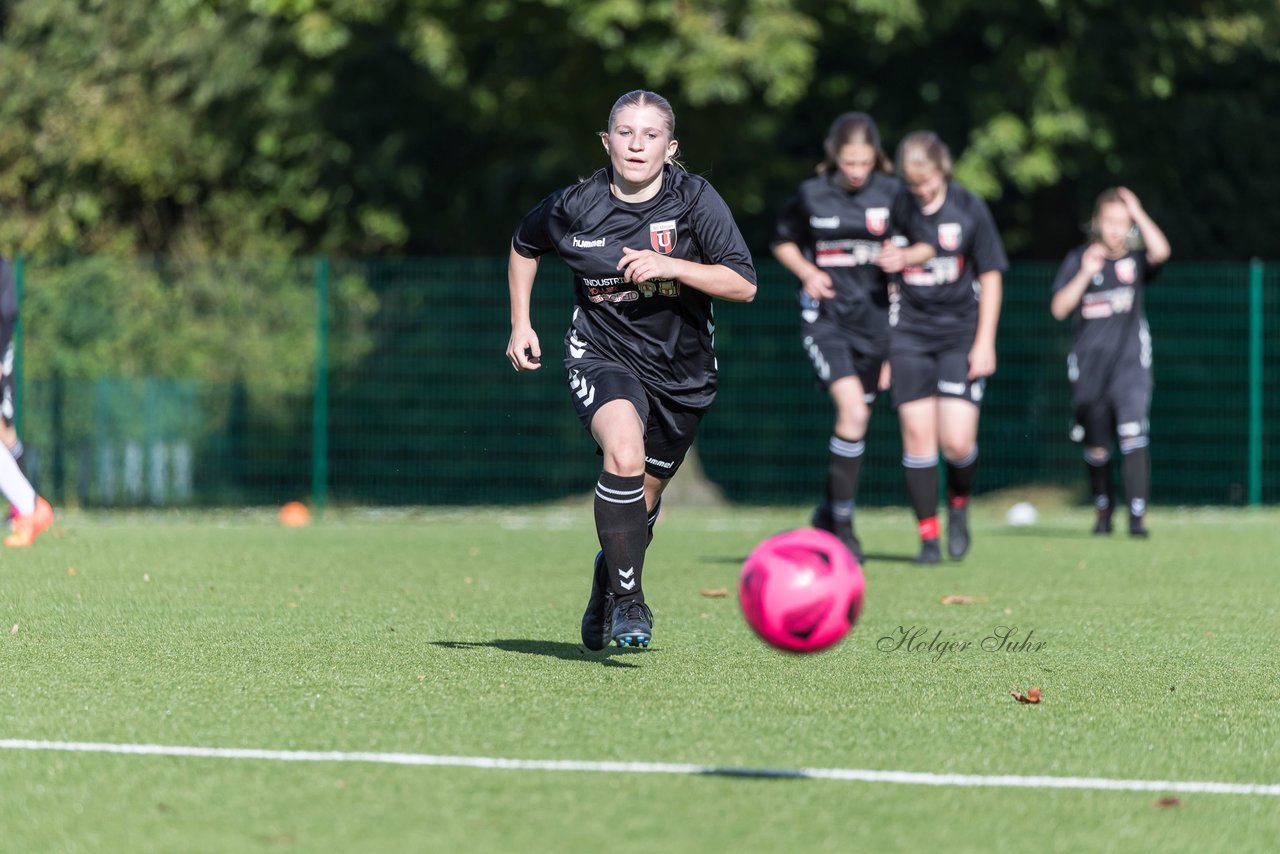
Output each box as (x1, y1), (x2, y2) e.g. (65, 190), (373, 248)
(507, 328), (542, 372)
(878, 360), (892, 392)
(801, 270), (835, 301)
(875, 240), (905, 273)
(1081, 243), (1106, 277)
(618, 247), (679, 283)
(1116, 186), (1144, 218)
(968, 340), (996, 380)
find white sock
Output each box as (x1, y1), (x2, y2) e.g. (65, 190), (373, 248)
(0, 449), (35, 515)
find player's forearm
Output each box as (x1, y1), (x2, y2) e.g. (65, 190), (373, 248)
(1134, 212), (1171, 265)
(1050, 270), (1090, 321)
(508, 246), (539, 328)
(675, 260), (757, 303)
(902, 242), (935, 267)
(975, 273), (1002, 346)
(771, 242), (819, 283)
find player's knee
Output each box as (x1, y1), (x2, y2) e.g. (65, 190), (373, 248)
(939, 439), (975, 463)
(1117, 421), (1148, 454)
(601, 443), (646, 477)
(1084, 447), (1111, 465)
(835, 409), (870, 439)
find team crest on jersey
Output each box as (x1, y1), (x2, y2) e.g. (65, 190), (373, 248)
(650, 220), (677, 255)
(1115, 257), (1136, 284)
(938, 222), (962, 251)
(865, 207), (889, 236)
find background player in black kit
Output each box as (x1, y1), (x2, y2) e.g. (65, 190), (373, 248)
(891, 132), (1007, 565)
(771, 113), (934, 562)
(0, 257), (54, 547)
(1051, 187), (1170, 536)
(507, 90), (757, 650)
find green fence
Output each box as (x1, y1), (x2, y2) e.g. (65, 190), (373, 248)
(12, 257), (1278, 508)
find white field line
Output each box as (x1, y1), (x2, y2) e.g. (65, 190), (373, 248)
(1, 739), (1277, 796)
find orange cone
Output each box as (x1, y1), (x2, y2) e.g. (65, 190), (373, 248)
(278, 501), (311, 528)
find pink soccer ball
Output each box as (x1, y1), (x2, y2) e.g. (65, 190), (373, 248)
(739, 528), (865, 653)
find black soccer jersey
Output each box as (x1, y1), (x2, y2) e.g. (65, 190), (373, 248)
(773, 172), (923, 353)
(512, 164), (756, 410)
(893, 181), (1008, 342)
(1053, 246), (1155, 367)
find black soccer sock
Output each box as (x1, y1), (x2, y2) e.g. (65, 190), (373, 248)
(827, 436), (865, 529)
(1086, 451), (1113, 517)
(944, 446), (978, 507)
(1120, 441), (1150, 519)
(594, 472), (648, 603)
(646, 495), (663, 546)
(902, 454), (939, 525)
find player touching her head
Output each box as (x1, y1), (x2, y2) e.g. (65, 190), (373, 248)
(1050, 187), (1170, 537)
(771, 112), (934, 562)
(507, 90), (757, 650)
(891, 132), (1008, 565)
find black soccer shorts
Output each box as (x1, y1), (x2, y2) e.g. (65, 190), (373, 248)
(1070, 355), (1151, 447)
(564, 353), (706, 480)
(801, 318), (883, 403)
(0, 313), (14, 428)
(889, 336), (984, 407)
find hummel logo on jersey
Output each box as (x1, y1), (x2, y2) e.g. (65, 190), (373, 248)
(568, 331), (588, 359)
(810, 215), (840, 229)
(617, 567), (636, 591)
(569, 369), (595, 407)
(650, 220), (677, 254)
(572, 236), (607, 248)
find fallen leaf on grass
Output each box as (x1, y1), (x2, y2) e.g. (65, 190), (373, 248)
(1153, 797), (1181, 808)
(940, 595), (988, 605)
(699, 588), (729, 598)
(67, 567), (77, 576)
(1011, 686), (1042, 704)
(8, 624), (17, 636)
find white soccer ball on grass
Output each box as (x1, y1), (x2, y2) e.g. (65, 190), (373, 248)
(1005, 502), (1039, 526)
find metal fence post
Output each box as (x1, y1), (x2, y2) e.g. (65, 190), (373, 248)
(1249, 258), (1264, 506)
(312, 256), (331, 513)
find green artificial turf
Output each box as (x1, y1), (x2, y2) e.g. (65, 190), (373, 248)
(1, 504), (1277, 852)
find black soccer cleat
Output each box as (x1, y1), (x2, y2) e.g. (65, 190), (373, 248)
(1093, 510), (1114, 536)
(811, 504), (863, 563)
(913, 537), (942, 566)
(610, 598), (654, 648)
(946, 504), (970, 560)
(580, 551), (613, 651)
(1129, 514), (1149, 538)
